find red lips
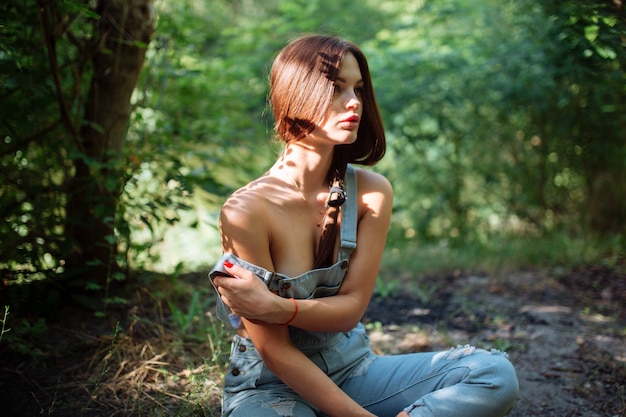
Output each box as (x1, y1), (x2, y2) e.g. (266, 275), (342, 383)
(341, 115), (360, 123)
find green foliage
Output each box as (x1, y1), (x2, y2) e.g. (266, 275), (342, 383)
(374, 278), (402, 299)
(1, 0), (172, 295)
(381, 231), (625, 280)
(363, 0), (626, 251)
(1, 316), (49, 363)
(0, 2), (121, 286)
(1, 1), (85, 286)
(167, 291), (207, 337)
(1, 0), (624, 316)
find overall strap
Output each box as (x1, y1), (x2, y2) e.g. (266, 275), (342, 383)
(339, 165), (357, 261)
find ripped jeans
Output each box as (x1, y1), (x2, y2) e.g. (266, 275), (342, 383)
(221, 324), (519, 417)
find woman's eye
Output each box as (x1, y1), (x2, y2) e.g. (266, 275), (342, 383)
(355, 86), (364, 97)
(333, 84), (341, 95)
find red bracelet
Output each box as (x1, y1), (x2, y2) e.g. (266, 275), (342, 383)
(280, 298), (298, 325)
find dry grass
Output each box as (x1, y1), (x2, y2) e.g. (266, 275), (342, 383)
(1, 279), (228, 416)
(79, 286), (225, 416)
(81, 336), (218, 415)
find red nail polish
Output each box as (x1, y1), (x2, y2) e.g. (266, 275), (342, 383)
(224, 261), (233, 268)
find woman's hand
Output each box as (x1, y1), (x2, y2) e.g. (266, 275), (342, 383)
(213, 262), (290, 324)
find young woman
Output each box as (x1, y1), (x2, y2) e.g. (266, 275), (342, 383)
(210, 34), (519, 417)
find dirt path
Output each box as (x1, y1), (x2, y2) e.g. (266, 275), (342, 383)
(364, 266), (626, 417)
(1, 265), (624, 416)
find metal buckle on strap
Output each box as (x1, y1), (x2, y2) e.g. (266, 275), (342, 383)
(340, 240), (357, 250)
(326, 185), (346, 208)
(261, 270), (276, 286)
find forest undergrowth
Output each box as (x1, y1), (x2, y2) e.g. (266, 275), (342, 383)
(1, 254), (624, 416)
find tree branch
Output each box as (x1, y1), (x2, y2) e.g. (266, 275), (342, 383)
(0, 119), (62, 157)
(37, 0), (78, 137)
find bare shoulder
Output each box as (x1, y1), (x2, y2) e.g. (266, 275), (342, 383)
(352, 167), (393, 219)
(353, 167), (393, 199)
(221, 184), (262, 227)
(219, 176), (274, 256)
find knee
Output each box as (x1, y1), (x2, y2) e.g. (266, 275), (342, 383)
(495, 354), (519, 394)
(448, 345), (519, 400)
(483, 353), (519, 412)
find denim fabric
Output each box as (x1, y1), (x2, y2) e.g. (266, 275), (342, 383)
(222, 330), (518, 417)
(222, 324), (375, 416)
(342, 345), (519, 417)
(210, 165), (519, 416)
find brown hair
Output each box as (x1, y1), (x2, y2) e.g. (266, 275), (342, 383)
(269, 35), (387, 267)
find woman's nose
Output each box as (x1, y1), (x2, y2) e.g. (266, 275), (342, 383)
(345, 91), (361, 109)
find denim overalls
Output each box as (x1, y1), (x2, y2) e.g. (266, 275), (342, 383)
(210, 165), (519, 417)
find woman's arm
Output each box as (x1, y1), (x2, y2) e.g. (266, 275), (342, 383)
(289, 170), (393, 331)
(215, 169), (393, 332)
(243, 319), (375, 417)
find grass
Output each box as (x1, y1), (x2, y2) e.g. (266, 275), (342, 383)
(80, 318), (223, 416)
(1, 231), (623, 415)
(379, 231), (624, 288)
(0, 305), (10, 342)
(78, 283), (228, 416)
(1, 271), (229, 416)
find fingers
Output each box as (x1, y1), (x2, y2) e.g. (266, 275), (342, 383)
(224, 261), (249, 279)
(212, 262), (244, 288)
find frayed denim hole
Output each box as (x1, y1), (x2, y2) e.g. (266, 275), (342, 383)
(349, 354), (377, 378)
(436, 344), (509, 362)
(261, 398), (297, 416)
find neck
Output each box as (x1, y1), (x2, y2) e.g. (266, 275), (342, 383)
(276, 142), (334, 194)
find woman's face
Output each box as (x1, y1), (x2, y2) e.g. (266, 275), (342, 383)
(310, 52), (363, 146)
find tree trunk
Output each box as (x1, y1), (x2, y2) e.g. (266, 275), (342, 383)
(65, 0), (155, 286)
(586, 150), (626, 235)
